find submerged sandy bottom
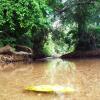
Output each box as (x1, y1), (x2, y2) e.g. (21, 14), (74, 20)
(0, 58), (100, 100)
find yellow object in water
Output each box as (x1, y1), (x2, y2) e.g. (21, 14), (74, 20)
(25, 85), (75, 94)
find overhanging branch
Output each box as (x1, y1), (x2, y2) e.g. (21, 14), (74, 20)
(58, 0), (95, 14)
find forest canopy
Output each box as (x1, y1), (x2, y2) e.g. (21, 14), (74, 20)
(0, 0), (100, 57)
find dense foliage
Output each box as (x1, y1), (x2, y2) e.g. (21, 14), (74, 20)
(0, 0), (100, 57)
(48, 0), (100, 52)
(0, 0), (54, 57)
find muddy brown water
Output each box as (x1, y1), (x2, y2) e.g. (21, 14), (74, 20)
(0, 58), (100, 100)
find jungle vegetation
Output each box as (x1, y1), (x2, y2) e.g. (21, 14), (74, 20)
(0, 0), (100, 58)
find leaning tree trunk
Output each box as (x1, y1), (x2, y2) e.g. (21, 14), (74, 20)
(32, 27), (49, 59)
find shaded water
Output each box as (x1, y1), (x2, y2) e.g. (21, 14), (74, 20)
(0, 58), (100, 100)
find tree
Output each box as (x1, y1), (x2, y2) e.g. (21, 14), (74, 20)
(0, 0), (53, 57)
(51, 0), (98, 51)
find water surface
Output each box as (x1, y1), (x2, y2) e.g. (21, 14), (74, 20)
(0, 58), (100, 100)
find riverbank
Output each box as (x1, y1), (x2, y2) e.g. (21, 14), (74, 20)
(0, 45), (32, 63)
(0, 45), (100, 63)
(61, 49), (100, 58)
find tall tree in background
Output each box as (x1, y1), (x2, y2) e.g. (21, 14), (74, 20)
(53, 0), (98, 51)
(74, 0), (94, 50)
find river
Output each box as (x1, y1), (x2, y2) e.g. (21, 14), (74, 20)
(0, 58), (100, 100)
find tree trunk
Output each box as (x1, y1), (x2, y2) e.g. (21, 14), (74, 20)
(75, 3), (96, 51)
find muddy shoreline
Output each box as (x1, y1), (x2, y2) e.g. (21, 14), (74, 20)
(61, 49), (100, 59)
(0, 45), (100, 63)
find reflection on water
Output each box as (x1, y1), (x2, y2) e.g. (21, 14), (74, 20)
(44, 59), (76, 86)
(0, 58), (100, 100)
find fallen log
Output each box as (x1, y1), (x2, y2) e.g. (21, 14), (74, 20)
(15, 45), (32, 53)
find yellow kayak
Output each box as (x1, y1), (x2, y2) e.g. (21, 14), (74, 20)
(25, 84), (75, 94)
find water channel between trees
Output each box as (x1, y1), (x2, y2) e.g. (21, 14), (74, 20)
(0, 58), (100, 100)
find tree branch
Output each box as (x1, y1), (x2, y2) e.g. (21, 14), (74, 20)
(58, 0), (95, 14)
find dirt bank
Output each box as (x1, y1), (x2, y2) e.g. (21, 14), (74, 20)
(0, 45), (32, 62)
(61, 49), (100, 58)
